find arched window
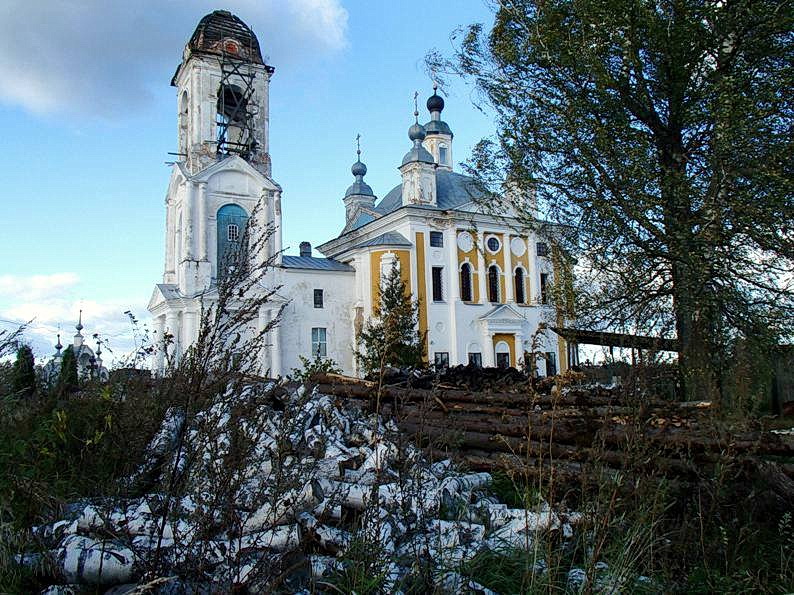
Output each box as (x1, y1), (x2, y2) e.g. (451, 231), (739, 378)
(460, 262), (473, 302)
(514, 268), (526, 304)
(216, 204), (249, 279)
(488, 265), (500, 303)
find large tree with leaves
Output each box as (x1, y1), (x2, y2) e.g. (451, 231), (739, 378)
(434, 0), (793, 400)
(357, 262), (425, 377)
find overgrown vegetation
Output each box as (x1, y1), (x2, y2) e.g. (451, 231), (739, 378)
(429, 0), (794, 403)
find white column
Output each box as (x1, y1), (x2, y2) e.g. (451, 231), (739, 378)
(274, 191), (283, 265)
(262, 190), (272, 261)
(154, 315), (166, 374)
(165, 311), (179, 364)
(503, 232), (514, 302)
(483, 331), (495, 367)
(270, 308), (282, 377)
(529, 233), (539, 303)
(183, 310), (198, 353)
(477, 230), (487, 304)
(258, 306), (270, 375)
(445, 227), (459, 363)
(198, 182), (208, 261)
(184, 183), (196, 260)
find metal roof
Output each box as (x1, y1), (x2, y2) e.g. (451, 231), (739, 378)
(281, 255), (355, 272)
(375, 170), (485, 215)
(351, 232), (412, 249)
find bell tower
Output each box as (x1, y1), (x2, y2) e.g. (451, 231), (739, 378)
(172, 10), (274, 175)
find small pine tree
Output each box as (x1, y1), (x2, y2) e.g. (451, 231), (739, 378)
(11, 345), (36, 397)
(58, 345), (79, 394)
(357, 261), (424, 376)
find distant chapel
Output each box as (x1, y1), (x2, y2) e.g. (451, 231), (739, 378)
(148, 10), (571, 377)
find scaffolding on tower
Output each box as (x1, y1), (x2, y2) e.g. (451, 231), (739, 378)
(215, 47), (260, 161)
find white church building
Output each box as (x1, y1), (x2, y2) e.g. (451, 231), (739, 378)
(148, 10), (570, 377)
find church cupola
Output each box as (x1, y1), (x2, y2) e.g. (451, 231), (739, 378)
(343, 136), (376, 227)
(423, 84), (453, 171)
(73, 310), (84, 349)
(400, 96), (437, 206)
(172, 10), (274, 175)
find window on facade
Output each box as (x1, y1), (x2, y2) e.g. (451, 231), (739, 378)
(468, 352), (482, 367)
(496, 352), (511, 369)
(540, 273), (549, 304)
(514, 268), (526, 304)
(488, 265), (500, 303)
(546, 352), (557, 376)
(311, 327), (327, 357)
(217, 204), (249, 279)
(313, 289), (324, 308)
(536, 242), (549, 257)
(429, 231), (444, 247)
(439, 144), (448, 165)
(487, 236), (501, 253)
(460, 263), (473, 302)
(431, 267), (444, 302)
(434, 352), (450, 368)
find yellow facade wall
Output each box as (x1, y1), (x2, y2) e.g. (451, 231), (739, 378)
(484, 232), (506, 303)
(510, 235), (531, 303)
(456, 229), (480, 304)
(370, 249), (412, 315)
(492, 333), (516, 367)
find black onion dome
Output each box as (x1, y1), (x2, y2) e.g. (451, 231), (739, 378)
(427, 92), (444, 112)
(187, 10), (264, 65)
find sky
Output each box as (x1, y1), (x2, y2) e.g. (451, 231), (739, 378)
(0, 0), (497, 364)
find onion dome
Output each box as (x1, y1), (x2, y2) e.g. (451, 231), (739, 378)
(345, 144), (375, 197)
(425, 83), (453, 137)
(427, 90), (445, 113)
(75, 310), (83, 333)
(402, 107), (434, 166)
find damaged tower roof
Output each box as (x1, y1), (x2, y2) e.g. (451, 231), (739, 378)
(172, 10), (270, 85)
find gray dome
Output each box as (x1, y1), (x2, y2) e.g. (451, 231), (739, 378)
(351, 160), (367, 177)
(345, 179), (374, 197)
(425, 119), (453, 137)
(408, 122), (426, 142)
(401, 145), (435, 166)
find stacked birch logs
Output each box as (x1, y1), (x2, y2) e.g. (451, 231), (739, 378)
(314, 373), (794, 497)
(18, 382), (592, 594)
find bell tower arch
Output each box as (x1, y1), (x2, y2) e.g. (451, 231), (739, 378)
(171, 10), (274, 176)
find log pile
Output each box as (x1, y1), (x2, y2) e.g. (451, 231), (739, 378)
(314, 373), (794, 498)
(17, 382), (596, 594)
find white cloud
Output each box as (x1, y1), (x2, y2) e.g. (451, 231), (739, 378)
(0, 0), (348, 117)
(0, 273), (147, 365)
(0, 272), (79, 301)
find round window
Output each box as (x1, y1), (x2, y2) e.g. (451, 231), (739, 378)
(456, 231), (474, 253)
(486, 236), (501, 253)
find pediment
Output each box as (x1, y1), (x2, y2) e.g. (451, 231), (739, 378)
(479, 304), (526, 322)
(148, 283), (181, 311)
(191, 155), (281, 192)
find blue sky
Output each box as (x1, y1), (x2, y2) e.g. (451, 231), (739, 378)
(0, 0), (496, 362)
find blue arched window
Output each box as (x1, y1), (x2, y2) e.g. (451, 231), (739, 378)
(216, 204), (249, 279)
